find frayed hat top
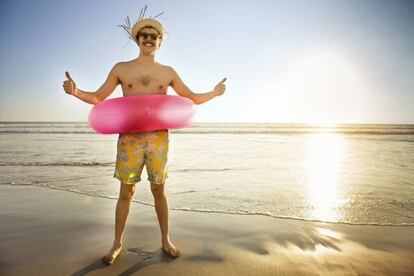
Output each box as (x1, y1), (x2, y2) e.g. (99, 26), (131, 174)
(118, 5), (166, 45)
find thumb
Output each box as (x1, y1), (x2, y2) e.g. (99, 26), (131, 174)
(219, 77), (227, 84)
(65, 71), (74, 82)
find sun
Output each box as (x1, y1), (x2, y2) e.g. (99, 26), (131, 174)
(266, 48), (373, 125)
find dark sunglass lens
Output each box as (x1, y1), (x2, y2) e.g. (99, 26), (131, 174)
(138, 32), (159, 41)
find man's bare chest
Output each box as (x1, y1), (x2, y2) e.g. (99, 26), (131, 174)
(119, 66), (172, 92)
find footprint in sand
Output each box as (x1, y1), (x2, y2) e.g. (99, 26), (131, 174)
(127, 248), (153, 260)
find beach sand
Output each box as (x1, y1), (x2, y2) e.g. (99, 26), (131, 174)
(1, 185), (413, 276)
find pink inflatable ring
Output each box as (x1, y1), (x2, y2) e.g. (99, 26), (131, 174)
(88, 95), (195, 134)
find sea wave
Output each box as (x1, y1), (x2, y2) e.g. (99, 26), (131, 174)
(0, 161), (114, 166)
(0, 130), (94, 134)
(1, 129), (414, 135)
(1, 182), (413, 227)
(1, 122), (414, 135)
(0, 162), (248, 173)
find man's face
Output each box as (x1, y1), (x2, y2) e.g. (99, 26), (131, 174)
(137, 27), (162, 53)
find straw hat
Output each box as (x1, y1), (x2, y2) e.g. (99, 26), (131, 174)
(131, 18), (165, 43)
(119, 5), (166, 45)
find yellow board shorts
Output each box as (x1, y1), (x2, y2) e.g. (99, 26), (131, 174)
(113, 129), (169, 185)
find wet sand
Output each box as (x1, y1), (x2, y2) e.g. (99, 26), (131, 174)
(1, 185), (413, 275)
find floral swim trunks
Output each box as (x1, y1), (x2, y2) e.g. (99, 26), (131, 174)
(113, 129), (169, 185)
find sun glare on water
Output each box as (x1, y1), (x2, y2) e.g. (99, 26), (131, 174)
(304, 133), (346, 222)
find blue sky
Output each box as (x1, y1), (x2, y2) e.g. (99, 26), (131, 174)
(0, 0), (413, 124)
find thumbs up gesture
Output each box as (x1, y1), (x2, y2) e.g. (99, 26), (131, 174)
(213, 77), (226, 96)
(63, 71), (78, 96)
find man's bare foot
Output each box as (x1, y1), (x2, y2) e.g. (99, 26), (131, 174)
(162, 240), (182, 259)
(102, 244), (122, 265)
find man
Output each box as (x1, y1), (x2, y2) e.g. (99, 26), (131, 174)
(63, 13), (226, 265)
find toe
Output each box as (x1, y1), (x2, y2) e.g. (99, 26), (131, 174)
(102, 247), (121, 265)
(172, 248), (181, 257)
(102, 255), (113, 265)
(163, 247), (177, 258)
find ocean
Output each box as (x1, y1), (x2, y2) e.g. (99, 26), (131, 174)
(1, 122), (413, 226)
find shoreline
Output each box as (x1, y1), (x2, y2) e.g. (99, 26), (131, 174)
(1, 185), (414, 275)
(2, 183), (413, 227)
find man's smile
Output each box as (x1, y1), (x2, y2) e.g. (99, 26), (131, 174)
(144, 41), (155, 47)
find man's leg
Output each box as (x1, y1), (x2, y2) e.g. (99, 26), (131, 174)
(103, 182), (136, 264)
(151, 182), (181, 258)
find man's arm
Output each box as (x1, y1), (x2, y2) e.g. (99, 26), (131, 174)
(64, 63), (121, 105)
(169, 67), (226, 105)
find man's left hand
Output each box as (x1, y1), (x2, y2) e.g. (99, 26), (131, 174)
(214, 78), (226, 96)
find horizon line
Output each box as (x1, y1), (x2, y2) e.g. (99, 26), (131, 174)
(1, 121), (414, 126)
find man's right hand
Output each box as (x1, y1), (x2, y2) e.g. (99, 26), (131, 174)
(63, 71), (78, 96)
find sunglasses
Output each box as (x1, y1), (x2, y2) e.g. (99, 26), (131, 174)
(138, 32), (161, 41)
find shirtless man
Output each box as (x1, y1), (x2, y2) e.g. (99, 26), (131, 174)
(63, 16), (225, 264)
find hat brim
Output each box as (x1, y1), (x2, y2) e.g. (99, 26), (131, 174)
(131, 19), (165, 43)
